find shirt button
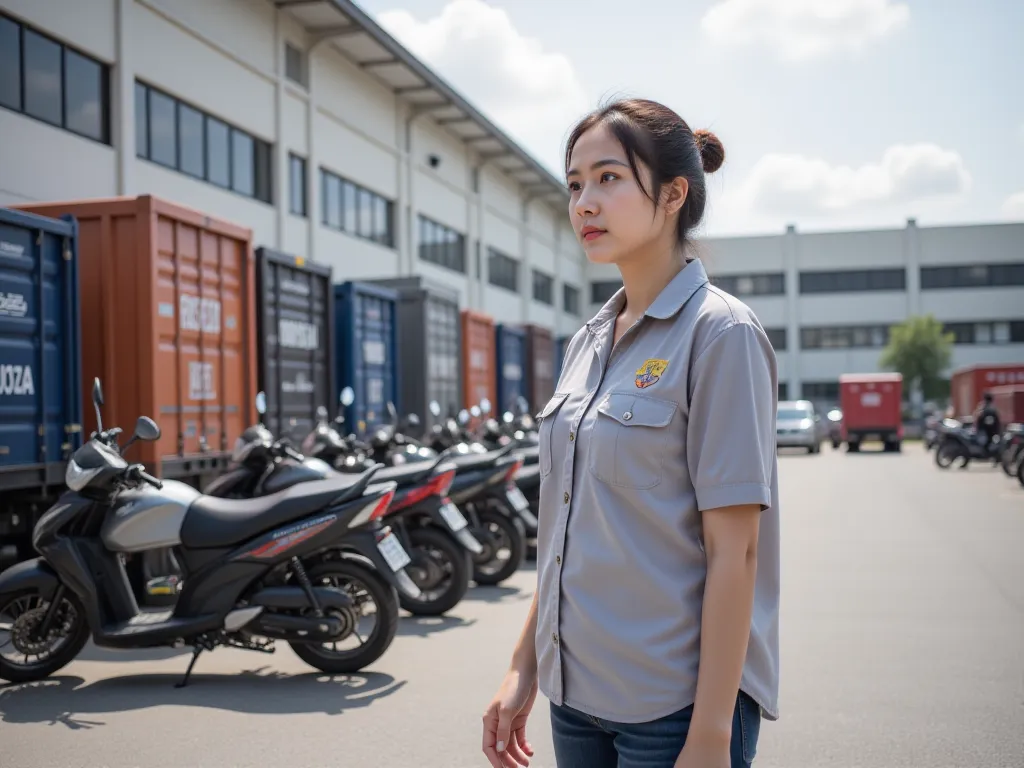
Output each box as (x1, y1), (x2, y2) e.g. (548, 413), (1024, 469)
(552, 633), (559, 646)
(556, 555), (561, 565)
(569, 431), (575, 441)
(623, 411), (633, 421)
(563, 492), (570, 504)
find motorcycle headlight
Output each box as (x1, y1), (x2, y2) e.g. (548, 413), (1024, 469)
(65, 458), (103, 491)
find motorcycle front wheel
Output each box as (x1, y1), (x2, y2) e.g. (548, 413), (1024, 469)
(288, 560), (399, 674)
(934, 442), (960, 469)
(399, 527), (471, 616)
(471, 505), (526, 586)
(0, 588), (89, 684)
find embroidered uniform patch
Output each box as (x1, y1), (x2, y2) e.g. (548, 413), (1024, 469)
(635, 358), (669, 389)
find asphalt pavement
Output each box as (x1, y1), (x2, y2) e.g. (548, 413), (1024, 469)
(1, 445), (1022, 767)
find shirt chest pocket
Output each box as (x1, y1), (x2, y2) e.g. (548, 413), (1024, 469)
(589, 392), (678, 489)
(537, 392), (569, 478)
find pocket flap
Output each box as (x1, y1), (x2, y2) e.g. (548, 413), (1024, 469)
(597, 392), (677, 428)
(538, 392), (569, 419)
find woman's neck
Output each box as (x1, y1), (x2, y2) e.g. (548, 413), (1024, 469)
(617, 249), (687, 320)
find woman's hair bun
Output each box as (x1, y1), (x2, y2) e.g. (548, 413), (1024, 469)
(693, 129), (725, 174)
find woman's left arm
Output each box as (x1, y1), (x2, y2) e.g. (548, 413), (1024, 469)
(676, 321), (778, 767)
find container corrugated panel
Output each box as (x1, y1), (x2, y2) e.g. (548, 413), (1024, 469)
(524, 324), (555, 411)
(256, 247), (334, 447)
(0, 208), (83, 492)
(950, 364), (1024, 420)
(990, 384), (1024, 425)
(461, 310), (496, 412)
(334, 281), (399, 434)
(495, 324), (526, 414)
(366, 276), (462, 421)
(15, 196), (257, 481)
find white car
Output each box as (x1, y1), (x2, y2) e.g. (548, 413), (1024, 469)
(776, 400), (822, 454)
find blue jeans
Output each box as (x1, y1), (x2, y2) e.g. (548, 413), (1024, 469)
(550, 691), (761, 768)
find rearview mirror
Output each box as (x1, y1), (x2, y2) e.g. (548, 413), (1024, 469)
(255, 391), (267, 416)
(470, 405), (481, 418)
(92, 377), (104, 407)
(340, 387), (355, 407)
(133, 416), (161, 442)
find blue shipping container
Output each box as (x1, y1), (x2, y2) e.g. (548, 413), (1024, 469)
(555, 335), (571, 380)
(495, 324), (526, 414)
(0, 207), (83, 493)
(334, 281), (399, 435)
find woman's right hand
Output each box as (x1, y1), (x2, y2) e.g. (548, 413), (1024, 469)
(482, 667), (538, 768)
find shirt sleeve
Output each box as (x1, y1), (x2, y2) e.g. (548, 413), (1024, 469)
(686, 322), (777, 512)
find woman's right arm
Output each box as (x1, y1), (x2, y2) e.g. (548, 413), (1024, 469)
(482, 592), (539, 768)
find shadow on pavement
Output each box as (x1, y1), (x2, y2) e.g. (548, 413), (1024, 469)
(396, 614), (477, 637)
(76, 644), (192, 663)
(0, 668), (405, 728)
(464, 585), (532, 603)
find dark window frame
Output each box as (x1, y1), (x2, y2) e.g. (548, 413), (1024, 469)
(711, 272), (786, 297)
(563, 283), (580, 316)
(798, 268), (906, 294)
(135, 79), (273, 204)
(802, 381), (840, 401)
(800, 324), (892, 350)
(0, 13), (111, 144)
(289, 153), (307, 217)
(921, 263), (1024, 290)
(532, 268), (554, 305)
(764, 327), (787, 351)
(321, 167), (395, 248)
(487, 247), (519, 293)
(415, 214), (464, 270)
(591, 280), (622, 305)
(943, 319), (1024, 345)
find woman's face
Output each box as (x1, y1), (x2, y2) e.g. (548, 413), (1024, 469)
(566, 123), (683, 266)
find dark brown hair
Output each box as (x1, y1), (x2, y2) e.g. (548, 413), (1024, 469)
(564, 98), (725, 247)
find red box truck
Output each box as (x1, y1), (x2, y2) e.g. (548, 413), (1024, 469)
(949, 363), (1024, 420)
(989, 384), (1024, 426)
(839, 373), (904, 452)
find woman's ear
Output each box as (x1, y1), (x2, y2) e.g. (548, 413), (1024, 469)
(662, 177), (689, 216)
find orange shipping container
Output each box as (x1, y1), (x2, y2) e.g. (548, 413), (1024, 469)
(462, 310), (497, 414)
(15, 195), (257, 482)
(990, 384), (1024, 425)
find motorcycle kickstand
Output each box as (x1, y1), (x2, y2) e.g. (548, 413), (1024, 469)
(175, 636), (213, 688)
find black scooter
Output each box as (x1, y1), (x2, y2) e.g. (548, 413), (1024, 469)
(0, 380), (404, 686)
(934, 418), (1002, 469)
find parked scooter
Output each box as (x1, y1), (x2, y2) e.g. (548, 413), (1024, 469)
(934, 418), (1003, 469)
(0, 379), (403, 685)
(999, 424), (1024, 479)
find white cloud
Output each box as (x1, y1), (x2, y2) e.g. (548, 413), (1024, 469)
(1001, 192), (1024, 220)
(376, 0), (589, 172)
(701, 0), (910, 61)
(731, 143), (971, 217)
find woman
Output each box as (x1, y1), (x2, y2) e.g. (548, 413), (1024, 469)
(481, 98), (781, 768)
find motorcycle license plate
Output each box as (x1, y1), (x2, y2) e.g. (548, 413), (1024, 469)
(439, 502), (469, 532)
(377, 532), (412, 572)
(506, 486), (529, 513)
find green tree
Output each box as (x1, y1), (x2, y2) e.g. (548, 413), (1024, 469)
(880, 315), (954, 403)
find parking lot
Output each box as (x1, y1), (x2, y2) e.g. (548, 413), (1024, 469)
(1, 445), (1022, 768)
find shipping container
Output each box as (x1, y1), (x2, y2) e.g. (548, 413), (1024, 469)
(365, 276), (461, 422)
(524, 324), (555, 410)
(989, 384), (1024, 426)
(0, 207), (83, 552)
(334, 281), (399, 434)
(255, 247), (334, 447)
(839, 373), (903, 450)
(496, 324), (527, 415)
(15, 195), (258, 483)
(462, 310), (497, 414)
(949, 363), (1024, 420)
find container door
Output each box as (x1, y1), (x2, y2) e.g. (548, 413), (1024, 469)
(462, 311), (496, 412)
(497, 327), (525, 414)
(349, 289), (398, 433)
(258, 254), (331, 446)
(426, 296), (461, 418)
(0, 217), (76, 474)
(153, 216), (249, 461)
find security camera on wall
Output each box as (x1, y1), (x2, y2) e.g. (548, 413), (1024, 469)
(428, 154), (441, 169)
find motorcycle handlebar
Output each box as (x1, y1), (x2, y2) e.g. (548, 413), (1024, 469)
(127, 464), (163, 489)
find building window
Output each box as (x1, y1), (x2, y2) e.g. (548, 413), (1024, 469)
(416, 215), (464, 271)
(921, 263), (1024, 289)
(488, 247), (519, 293)
(712, 272), (786, 296)
(533, 269), (554, 305)
(800, 325), (891, 350)
(0, 15), (110, 143)
(321, 169), (394, 247)
(799, 268), (906, 294)
(591, 280), (622, 304)
(944, 320), (1024, 345)
(284, 42), (306, 87)
(802, 381), (840, 401)
(764, 328), (787, 351)
(563, 284), (580, 316)
(289, 154), (306, 217)
(135, 81), (272, 203)
(778, 383), (789, 401)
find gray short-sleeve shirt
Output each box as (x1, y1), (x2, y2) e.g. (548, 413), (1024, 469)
(534, 258), (781, 724)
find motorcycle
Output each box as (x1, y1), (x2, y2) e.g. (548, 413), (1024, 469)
(0, 379), (405, 686)
(934, 418), (1002, 469)
(999, 424), (1024, 478)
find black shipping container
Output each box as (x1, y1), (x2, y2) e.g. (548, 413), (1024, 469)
(255, 247), (335, 446)
(366, 276), (462, 422)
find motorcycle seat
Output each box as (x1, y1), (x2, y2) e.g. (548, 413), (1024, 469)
(181, 471), (379, 549)
(374, 462), (438, 485)
(448, 447), (509, 470)
(515, 463), (541, 483)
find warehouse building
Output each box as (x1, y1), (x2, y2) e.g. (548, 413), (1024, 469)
(590, 218), (1024, 407)
(0, 0), (585, 342)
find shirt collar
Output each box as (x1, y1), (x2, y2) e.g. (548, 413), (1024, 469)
(587, 258), (710, 331)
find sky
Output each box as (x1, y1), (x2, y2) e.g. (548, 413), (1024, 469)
(352, 0), (1024, 238)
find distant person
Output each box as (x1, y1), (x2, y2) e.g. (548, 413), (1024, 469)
(976, 392), (1001, 450)
(481, 98), (779, 768)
